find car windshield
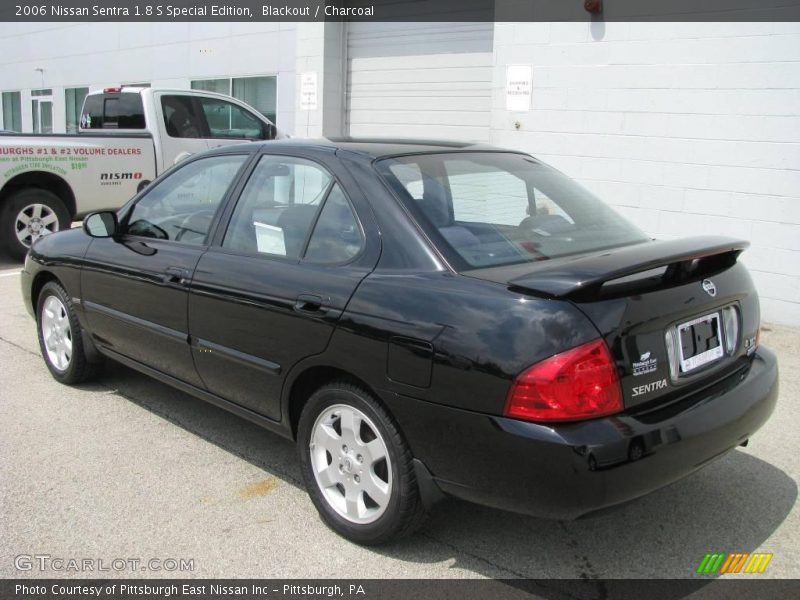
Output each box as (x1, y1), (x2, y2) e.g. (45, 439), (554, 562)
(376, 152), (649, 269)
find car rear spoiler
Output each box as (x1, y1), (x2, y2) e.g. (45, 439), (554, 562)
(507, 236), (749, 300)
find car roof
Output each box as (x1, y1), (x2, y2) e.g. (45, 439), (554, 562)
(247, 137), (520, 159)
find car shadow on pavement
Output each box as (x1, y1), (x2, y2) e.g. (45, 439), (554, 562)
(85, 361), (796, 586)
(376, 453), (796, 586)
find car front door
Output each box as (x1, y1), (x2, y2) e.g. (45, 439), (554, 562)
(187, 151), (379, 420)
(81, 152), (251, 387)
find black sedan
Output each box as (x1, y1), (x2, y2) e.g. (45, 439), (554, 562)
(21, 139), (778, 545)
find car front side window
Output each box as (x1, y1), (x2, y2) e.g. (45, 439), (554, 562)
(126, 154), (248, 245)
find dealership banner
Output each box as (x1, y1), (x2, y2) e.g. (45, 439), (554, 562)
(4, 579), (800, 600)
(1, 0), (800, 22)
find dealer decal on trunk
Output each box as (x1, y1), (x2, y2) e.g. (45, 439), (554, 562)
(631, 378), (668, 397)
(632, 351), (658, 376)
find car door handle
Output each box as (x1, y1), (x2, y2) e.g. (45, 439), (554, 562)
(163, 266), (189, 286)
(294, 294), (327, 314)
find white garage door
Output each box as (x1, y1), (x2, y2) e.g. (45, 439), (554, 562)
(346, 23), (493, 142)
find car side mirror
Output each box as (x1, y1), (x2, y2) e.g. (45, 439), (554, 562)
(83, 211), (118, 238)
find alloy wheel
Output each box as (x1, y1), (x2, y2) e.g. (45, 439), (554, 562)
(16, 203), (60, 248)
(309, 403), (392, 524)
(41, 295), (72, 371)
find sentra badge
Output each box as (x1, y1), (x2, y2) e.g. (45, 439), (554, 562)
(631, 378), (668, 397)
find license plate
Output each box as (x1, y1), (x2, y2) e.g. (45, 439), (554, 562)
(678, 312), (723, 373)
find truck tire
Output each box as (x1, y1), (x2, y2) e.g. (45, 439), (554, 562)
(0, 188), (71, 261)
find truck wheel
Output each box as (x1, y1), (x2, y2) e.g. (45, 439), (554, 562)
(1, 188), (71, 261)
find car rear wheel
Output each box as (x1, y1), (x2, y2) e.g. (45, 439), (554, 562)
(1, 189), (71, 261)
(36, 281), (98, 385)
(297, 381), (427, 545)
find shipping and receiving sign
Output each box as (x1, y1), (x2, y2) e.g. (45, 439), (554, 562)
(300, 72), (318, 111)
(506, 65), (532, 112)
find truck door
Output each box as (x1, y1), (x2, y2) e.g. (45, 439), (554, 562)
(155, 93), (210, 169)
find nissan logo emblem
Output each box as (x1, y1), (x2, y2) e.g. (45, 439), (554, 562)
(702, 279), (717, 297)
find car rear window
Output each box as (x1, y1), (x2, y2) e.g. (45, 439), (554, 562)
(81, 93), (145, 129)
(376, 152), (649, 269)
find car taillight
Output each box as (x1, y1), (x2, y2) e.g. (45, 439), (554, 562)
(722, 305), (740, 354)
(504, 339), (623, 422)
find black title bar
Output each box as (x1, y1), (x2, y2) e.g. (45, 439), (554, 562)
(1, 0), (800, 22)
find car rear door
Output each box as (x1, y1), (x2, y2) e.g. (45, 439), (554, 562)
(81, 152), (252, 387)
(187, 149), (380, 421)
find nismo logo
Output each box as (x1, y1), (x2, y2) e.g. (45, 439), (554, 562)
(696, 552), (773, 574)
(100, 172), (143, 181)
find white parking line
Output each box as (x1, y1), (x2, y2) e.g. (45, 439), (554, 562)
(0, 269), (21, 277)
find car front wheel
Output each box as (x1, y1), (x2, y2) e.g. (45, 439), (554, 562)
(36, 281), (98, 384)
(297, 381), (426, 545)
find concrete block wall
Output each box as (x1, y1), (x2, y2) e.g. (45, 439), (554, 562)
(0, 22), (297, 133)
(491, 22), (800, 325)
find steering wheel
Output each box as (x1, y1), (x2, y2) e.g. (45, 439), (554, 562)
(174, 213), (213, 242)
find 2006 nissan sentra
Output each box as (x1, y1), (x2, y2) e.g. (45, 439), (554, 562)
(21, 139), (778, 545)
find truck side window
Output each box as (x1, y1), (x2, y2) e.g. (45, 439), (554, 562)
(197, 97), (272, 141)
(81, 93), (145, 129)
(161, 95), (203, 139)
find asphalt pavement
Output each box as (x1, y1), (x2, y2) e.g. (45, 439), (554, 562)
(1, 256), (798, 581)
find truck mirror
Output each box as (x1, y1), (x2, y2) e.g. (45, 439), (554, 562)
(83, 211), (118, 238)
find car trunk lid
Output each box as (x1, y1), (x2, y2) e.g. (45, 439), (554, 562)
(466, 236), (760, 410)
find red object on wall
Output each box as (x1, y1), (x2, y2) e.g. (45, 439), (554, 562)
(584, 0), (603, 14)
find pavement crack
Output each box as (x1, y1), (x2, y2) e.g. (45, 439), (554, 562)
(419, 531), (531, 578)
(0, 334), (39, 358)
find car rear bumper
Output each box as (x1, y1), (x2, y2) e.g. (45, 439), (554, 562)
(384, 346), (778, 519)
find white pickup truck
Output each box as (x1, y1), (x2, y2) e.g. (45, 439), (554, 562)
(0, 87), (280, 259)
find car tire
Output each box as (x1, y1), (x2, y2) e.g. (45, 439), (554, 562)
(1, 188), (71, 261)
(36, 281), (99, 385)
(297, 381), (427, 545)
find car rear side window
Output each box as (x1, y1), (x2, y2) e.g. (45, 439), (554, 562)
(377, 152), (649, 269)
(126, 154), (247, 245)
(304, 184), (364, 264)
(223, 155), (334, 259)
(81, 93), (145, 129)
